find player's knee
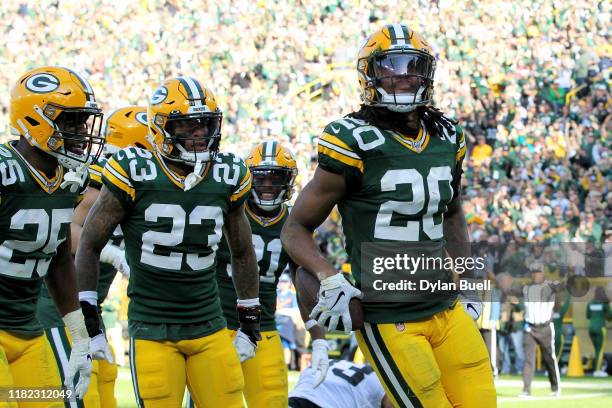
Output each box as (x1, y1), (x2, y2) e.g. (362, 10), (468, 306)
(137, 362), (171, 399)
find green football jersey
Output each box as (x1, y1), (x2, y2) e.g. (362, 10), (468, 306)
(0, 141), (85, 335)
(216, 203), (291, 331)
(102, 147), (251, 340)
(36, 157), (123, 329)
(317, 116), (467, 323)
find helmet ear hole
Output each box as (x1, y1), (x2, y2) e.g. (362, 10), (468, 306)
(25, 116), (40, 126)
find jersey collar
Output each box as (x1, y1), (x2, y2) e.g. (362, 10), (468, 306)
(390, 121), (430, 153)
(8, 141), (64, 194)
(154, 151), (210, 190)
(245, 203), (287, 227)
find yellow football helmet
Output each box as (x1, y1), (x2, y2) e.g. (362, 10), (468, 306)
(245, 141), (297, 210)
(10, 66), (104, 169)
(102, 106), (152, 156)
(147, 77), (222, 166)
(357, 24), (436, 112)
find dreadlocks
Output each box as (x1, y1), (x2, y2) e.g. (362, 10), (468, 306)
(348, 105), (457, 139)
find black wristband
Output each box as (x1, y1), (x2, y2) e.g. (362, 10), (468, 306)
(237, 304), (262, 343)
(80, 301), (103, 338)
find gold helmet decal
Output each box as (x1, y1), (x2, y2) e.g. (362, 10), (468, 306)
(147, 77), (222, 166)
(246, 141), (298, 210)
(357, 24), (436, 112)
(10, 66), (104, 169)
(102, 106), (153, 156)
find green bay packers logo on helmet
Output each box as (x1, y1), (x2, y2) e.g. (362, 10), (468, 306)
(150, 86), (168, 105)
(135, 111), (148, 126)
(25, 73), (60, 93)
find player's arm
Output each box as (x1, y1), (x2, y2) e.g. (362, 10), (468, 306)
(75, 185), (125, 362)
(281, 167), (344, 280)
(282, 167), (361, 333)
(44, 231), (92, 398)
(289, 262), (329, 387)
(224, 202), (261, 361)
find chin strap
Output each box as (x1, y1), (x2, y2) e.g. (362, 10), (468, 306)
(184, 160), (204, 191)
(60, 163), (89, 193)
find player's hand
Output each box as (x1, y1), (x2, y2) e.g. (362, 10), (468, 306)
(310, 273), (362, 334)
(233, 329), (257, 363)
(461, 299), (482, 320)
(235, 299), (262, 362)
(66, 337), (92, 399)
(62, 310), (92, 399)
(100, 243), (130, 277)
(310, 339), (329, 388)
(90, 333), (114, 363)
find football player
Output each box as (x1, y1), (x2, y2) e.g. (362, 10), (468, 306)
(0, 66), (104, 404)
(289, 360), (393, 408)
(75, 77), (259, 407)
(281, 25), (496, 407)
(37, 106), (150, 408)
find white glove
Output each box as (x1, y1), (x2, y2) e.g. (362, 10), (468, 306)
(461, 299), (482, 320)
(310, 273), (362, 334)
(311, 339), (330, 388)
(233, 329), (257, 363)
(100, 243), (130, 278)
(90, 333), (114, 363)
(63, 310), (92, 399)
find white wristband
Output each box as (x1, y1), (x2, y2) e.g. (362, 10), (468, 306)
(78, 291), (98, 306)
(237, 298), (260, 307)
(305, 319), (319, 331)
(62, 309), (89, 342)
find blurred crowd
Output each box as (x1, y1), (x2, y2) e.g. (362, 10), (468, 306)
(0, 0), (610, 252)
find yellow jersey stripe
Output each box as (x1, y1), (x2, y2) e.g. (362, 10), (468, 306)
(231, 178), (251, 202)
(320, 133), (357, 155)
(107, 158), (130, 181)
(318, 145), (364, 173)
(103, 167), (135, 201)
(456, 145), (467, 162)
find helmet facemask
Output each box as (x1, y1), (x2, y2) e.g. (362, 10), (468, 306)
(362, 49), (435, 112)
(162, 113), (222, 166)
(40, 105), (104, 169)
(250, 166), (295, 211)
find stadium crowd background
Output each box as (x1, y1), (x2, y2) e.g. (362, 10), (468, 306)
(0, 0), (610, 371)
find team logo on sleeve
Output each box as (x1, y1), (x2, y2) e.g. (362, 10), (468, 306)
(135, 111), (148, 126)
(25, 73), (60, 93)
(150, 86), (168, 105)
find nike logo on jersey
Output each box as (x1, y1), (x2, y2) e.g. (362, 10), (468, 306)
(330, 125), (340, 134)
(266, 335), (276, 340)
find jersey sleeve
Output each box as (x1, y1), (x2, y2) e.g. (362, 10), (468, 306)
(101, 152), (135, 209)
(229, 158), (252, 211)
(88, 157), (107, 190)
(317, 122), (364, 186)
(451, 124), (467, 198)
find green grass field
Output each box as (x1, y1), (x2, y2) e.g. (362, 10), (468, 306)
(114, 367), (612, 407)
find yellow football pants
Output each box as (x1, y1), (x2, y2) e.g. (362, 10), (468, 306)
(97, 346), (117, 408)
(186, 329), (287, 408)
(45, 327), (101, 408)
(231, 329), (288, 408)
(130, 328), (244, 408)
(356, 302), (496, 408)
(0, 330), (63, 408)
